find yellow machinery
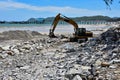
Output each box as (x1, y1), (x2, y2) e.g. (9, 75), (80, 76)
(49, 13), (93, 42)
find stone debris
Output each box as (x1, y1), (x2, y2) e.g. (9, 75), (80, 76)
(96, 26), (120, 44)
(73, 75), (82, 80)
(0, 26), (120, 80)
(101, 62), (110, 67)
(20, 65), (30, 70)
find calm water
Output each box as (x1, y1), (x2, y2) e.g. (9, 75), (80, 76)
(0, 24), (51, 33)
(0, 23), (112, 34)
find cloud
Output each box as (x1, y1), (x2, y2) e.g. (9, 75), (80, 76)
(0, 0), (106, 16)
(1, 0), (120, 17)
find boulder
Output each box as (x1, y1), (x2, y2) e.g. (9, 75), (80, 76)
(1, 45), (10, 50)
(109, 65), (117, 69)
(101, 62), (110, 67)
(73, 75), (82, 80)
(22, 45), (31, 50)
(20, 65), (30, 70)
(6, 50), (14, 56)
(0, 53), (8, 59)
(0, 47), (4, 52)
(13, 49), (20, 54)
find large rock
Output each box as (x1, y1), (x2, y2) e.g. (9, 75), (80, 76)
(59, 43), (75, 52)
(1, 45), (10, 50)
(0, 52), (8, 59)
(101, 62), (110, 67)
(0, 47), (4, 52)
(73, 75), (82, 80)
(20, 65), (30, 70)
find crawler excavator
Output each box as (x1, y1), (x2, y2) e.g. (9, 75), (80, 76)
(49, 13), (93, 42)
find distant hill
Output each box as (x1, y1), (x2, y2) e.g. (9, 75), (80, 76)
(27, 18), (45, 23)
(43, 15), (119, 24)
(72, 15), (111, 21)
(0, 15), (120, 24)
(43, 17), (54, 24)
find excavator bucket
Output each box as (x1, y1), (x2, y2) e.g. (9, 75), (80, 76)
(49, 29), (57, 38)
(49, 33), (56, 38)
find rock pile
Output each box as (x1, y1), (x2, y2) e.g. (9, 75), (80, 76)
(0, 30), (42, 40)
(0, 27), (120, 80)
(96, 26), (120, 44)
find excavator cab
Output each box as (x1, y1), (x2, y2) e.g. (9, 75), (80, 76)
(75, 28), (86, 36)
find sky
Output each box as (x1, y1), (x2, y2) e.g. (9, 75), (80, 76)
(0, 0), (120, 21)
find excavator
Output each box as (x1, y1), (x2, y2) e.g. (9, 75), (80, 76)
(49, 13), (93, 42)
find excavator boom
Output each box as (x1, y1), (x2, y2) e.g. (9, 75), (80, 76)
(49, 13), (78, 37)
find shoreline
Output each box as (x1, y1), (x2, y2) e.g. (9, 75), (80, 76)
(0, 24), (112, 33)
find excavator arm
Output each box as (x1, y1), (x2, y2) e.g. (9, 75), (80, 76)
(49, 13), (79, 37)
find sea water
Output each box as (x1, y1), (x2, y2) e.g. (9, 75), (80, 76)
(0, 24), (50, 33)
(0, 23), (112, 34)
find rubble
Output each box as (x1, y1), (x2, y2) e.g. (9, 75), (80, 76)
(97, 26), (120, 44)
(101, 62), (110, 67)
(0, 26), (120, 80)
